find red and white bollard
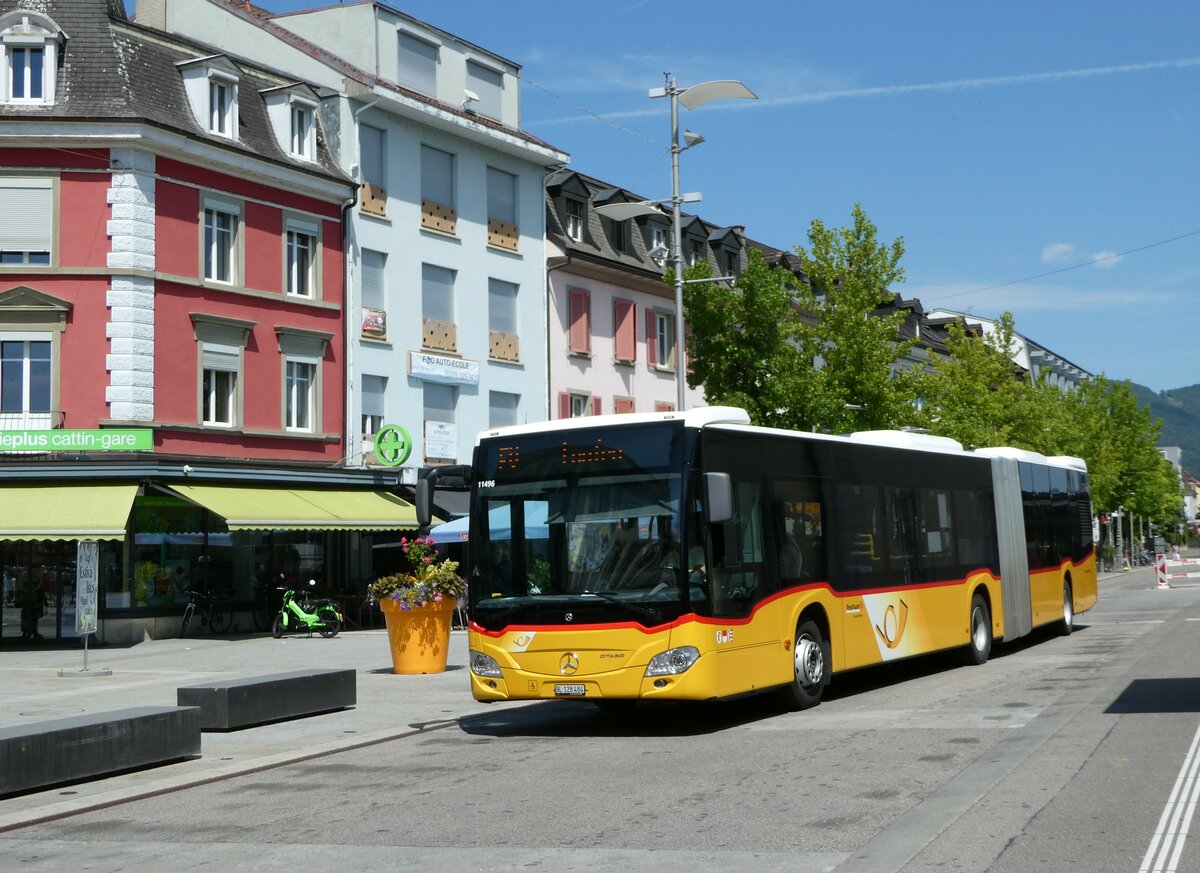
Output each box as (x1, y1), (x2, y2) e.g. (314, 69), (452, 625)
(1157, 553), (1170, 589)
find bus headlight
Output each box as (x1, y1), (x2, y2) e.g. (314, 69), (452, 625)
(645, 646), (700, 676)
(469, 650), (503, 678)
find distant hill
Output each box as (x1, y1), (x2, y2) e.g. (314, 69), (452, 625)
(1131, 382), (1200, 479)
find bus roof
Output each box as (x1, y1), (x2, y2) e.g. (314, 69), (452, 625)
(474, 406), (751, 445)
(474, 407), (1086, 471)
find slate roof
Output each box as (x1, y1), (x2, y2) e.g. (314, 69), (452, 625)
(0, 0), (350, 185)
(545, 168), (759, 284)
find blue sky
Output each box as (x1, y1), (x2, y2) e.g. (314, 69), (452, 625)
(257, 0), (1199, 392)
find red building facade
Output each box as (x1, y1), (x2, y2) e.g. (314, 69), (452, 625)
(0, 0), (411, 646)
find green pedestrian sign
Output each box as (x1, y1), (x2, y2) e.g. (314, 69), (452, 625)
(373, 425), (412, 467)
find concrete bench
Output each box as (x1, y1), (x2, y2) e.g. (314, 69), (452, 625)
(0, 706), (201, 797)
(176, 668), (356, 731)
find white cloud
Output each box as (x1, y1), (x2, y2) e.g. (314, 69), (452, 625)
(1042, 243), (1077, 264)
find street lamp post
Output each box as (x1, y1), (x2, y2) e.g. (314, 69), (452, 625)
(596, 75), (755, 411)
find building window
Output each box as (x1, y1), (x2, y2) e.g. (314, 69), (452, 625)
(1, 9), (62, 106)
(284, 358), (317, 432)
(420, 145), (456, 234)
(361, 248), (386, 338)
(656, 311), (674, 368)
(724, 249), (739, 278)
(423, 382), (457, 462)
(613, 299), (636, 363)
(559, 392), (596, 418)
(7, 45), (43, 101)
(203, 201), (239, 284)
(567, 289), (590, 355)
(466, 60), (502, 120)
(489, 391), (519, 428)
(285, 220), (317, 298)
(421, 263), (456, 351)
(397, 31), (438, 96)
(0, 337), (50, 426)
(358, 124), (387, 217)
(488, 278), (519, 362)
(688, 239), (703, 267)
(208, 75), (236, 138)
(290, 102), (315, 160)
(565, 199), (583, 241)
(201, 346), (238, 427)
(362, 373), (386, 440)
(0, 178), (53, 265)
(648, 225), (667, 262)
(486, 167), (518, 251)
(608, 218), (627, 254)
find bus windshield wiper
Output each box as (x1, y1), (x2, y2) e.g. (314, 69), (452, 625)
(580, 590), (660, 622)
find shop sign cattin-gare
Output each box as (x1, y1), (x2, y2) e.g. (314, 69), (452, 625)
(0, 429), (154, 452)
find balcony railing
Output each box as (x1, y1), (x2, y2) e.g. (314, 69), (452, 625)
(0, 411), (66, 430)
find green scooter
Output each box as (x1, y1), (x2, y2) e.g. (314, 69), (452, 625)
(272, 581), (342, 638)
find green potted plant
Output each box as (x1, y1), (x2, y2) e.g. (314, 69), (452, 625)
(368, 537), (465, 674)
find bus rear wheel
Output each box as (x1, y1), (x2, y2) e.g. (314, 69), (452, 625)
(966, 593), (992, 665)
(779, 619), (828, 711)
(1060, 581), (1074, 636)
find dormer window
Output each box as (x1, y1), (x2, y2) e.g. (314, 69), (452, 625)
(178, 55), (241, 141)
(261, 82), (321, 163)
(0, 10), (64, 106)
(290, 102), (314, 159)
(565, 199), (583, 241)
(208, 75), (236, 136)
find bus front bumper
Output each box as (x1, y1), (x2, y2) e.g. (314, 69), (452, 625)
(469, 654), (718, 703)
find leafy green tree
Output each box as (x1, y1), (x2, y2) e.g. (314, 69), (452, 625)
(684, 204), (917, 432)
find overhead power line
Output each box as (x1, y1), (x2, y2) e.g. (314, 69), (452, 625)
(928, 229), (1200, 302)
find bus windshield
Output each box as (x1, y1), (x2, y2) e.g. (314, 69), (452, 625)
(468, 421), (693, 630)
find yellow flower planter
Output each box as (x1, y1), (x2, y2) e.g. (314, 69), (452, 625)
(379, 597), (455, 674)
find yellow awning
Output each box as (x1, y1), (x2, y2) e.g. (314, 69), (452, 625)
(167, 483), (420, 531)
(0, 482), (139, 541)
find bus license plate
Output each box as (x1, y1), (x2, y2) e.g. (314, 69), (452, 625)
(554, 684), (586, 697)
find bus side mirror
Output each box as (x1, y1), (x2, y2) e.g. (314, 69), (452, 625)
(415, 479), (433, 531)
(704, 472), (733, 524)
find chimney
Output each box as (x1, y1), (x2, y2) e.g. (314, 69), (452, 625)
(136, 0), (167, 30)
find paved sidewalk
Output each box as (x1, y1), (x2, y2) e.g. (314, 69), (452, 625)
(0, 629), (520, 831)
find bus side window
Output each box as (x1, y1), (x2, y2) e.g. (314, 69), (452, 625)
(710, 480), (766, 616)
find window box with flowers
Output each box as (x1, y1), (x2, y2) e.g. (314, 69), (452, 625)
(368, 537), (465, 674)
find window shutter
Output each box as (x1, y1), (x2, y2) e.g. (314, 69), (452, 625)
(558, 392), (571, 420)
(592, 396), (601, 416)
(614, 397), (634, 414)
(645, 308), (658, 366)
(614, 299), (636, 362)
(361, 374), (385, 417)
(361, 250), (385, 309)
(0, 180), (52, 252)
(568, 289), (590, 354)
(201, 343), (239, 371)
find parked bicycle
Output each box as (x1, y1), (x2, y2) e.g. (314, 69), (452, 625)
(251, 580), (278, 632)
(181, 588), (233, 636)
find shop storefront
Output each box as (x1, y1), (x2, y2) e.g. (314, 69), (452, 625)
(0, 463), (418, 647)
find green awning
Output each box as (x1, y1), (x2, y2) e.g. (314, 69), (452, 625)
(167, 484), (420, 531)
(0, 483), (139, 541)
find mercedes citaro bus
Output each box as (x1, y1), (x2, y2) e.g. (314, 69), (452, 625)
(435, 407), (1096, 710)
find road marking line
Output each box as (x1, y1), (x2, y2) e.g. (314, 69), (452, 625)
(1140, 720), (1200, 872)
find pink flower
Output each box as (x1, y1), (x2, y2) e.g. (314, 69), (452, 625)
(401, 537), (408, 545)
(423, 556), (432, 564)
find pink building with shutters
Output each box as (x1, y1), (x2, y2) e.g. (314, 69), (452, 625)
(546, 170), (735, 418)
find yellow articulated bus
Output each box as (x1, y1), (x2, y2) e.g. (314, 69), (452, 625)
(451, 407), (1097, 710)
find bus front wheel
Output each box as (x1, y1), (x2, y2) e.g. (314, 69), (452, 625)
(966, 593), (992, 665)
(779, 619), (829, 711)
(1060, 581), (1074, 636)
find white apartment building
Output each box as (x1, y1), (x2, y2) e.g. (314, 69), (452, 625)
(142, 0), (567, 489)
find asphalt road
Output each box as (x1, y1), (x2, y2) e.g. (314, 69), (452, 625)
(4, 565), (1199, 873)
